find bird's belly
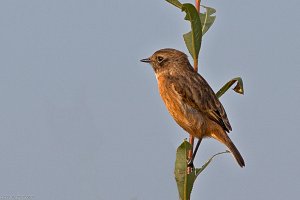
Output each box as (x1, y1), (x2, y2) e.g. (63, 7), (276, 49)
(161, 93), (205, 137)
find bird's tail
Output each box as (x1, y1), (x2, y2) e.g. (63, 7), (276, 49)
(212, 132), (245, 167)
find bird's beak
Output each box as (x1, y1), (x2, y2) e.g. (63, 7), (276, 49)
(140, 58), (151, 63)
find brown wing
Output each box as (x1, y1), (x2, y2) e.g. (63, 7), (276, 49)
(168, 72), (232, 132)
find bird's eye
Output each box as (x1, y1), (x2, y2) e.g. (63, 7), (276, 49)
(157, 56), (164, 63)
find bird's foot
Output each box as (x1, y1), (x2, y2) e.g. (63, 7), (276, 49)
(187, 159), (195, 169)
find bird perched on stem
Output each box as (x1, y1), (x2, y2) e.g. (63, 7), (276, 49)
(141, 48), (245, 167)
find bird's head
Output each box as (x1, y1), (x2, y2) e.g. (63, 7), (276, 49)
(140, 48), (192, 74)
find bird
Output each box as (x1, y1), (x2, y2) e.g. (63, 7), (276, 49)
(140, 48), (245, 167)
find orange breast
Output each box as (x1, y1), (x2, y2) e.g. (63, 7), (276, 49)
(156, 75), (205, 137)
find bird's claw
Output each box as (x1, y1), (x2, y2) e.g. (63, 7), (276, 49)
(187, 159), (195, 169)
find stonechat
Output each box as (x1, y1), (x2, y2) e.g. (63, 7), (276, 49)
(141, 48), (245, 167)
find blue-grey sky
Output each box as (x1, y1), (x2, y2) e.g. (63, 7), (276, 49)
(0, 0), (299, 199)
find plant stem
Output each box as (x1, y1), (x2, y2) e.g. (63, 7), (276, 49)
(195, 0), (201, 13)
(193, 58), (198, 72)
(188, 0), (201, 173)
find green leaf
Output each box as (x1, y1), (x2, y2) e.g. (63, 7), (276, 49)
(182, 3), (202, 60)
(175, 141), (230, 200)
(183, 32), (194, 58)
(174, 141), (194, 200)
(200, 6), (216, 35)
(216, 77), (244, 98)
(201, 5), (216, 15)
(165, 0), (183, 9)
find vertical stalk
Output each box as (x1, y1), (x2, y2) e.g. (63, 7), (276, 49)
(193, 59), (198, 72)
(187, 0), (201, 173)
(195, 0), (200, 13)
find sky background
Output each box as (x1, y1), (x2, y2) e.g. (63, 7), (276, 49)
(0, 0), (299, 200)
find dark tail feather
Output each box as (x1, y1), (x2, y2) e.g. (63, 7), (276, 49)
(226, 138), (245, 167)
(212, 132), (245, 167)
